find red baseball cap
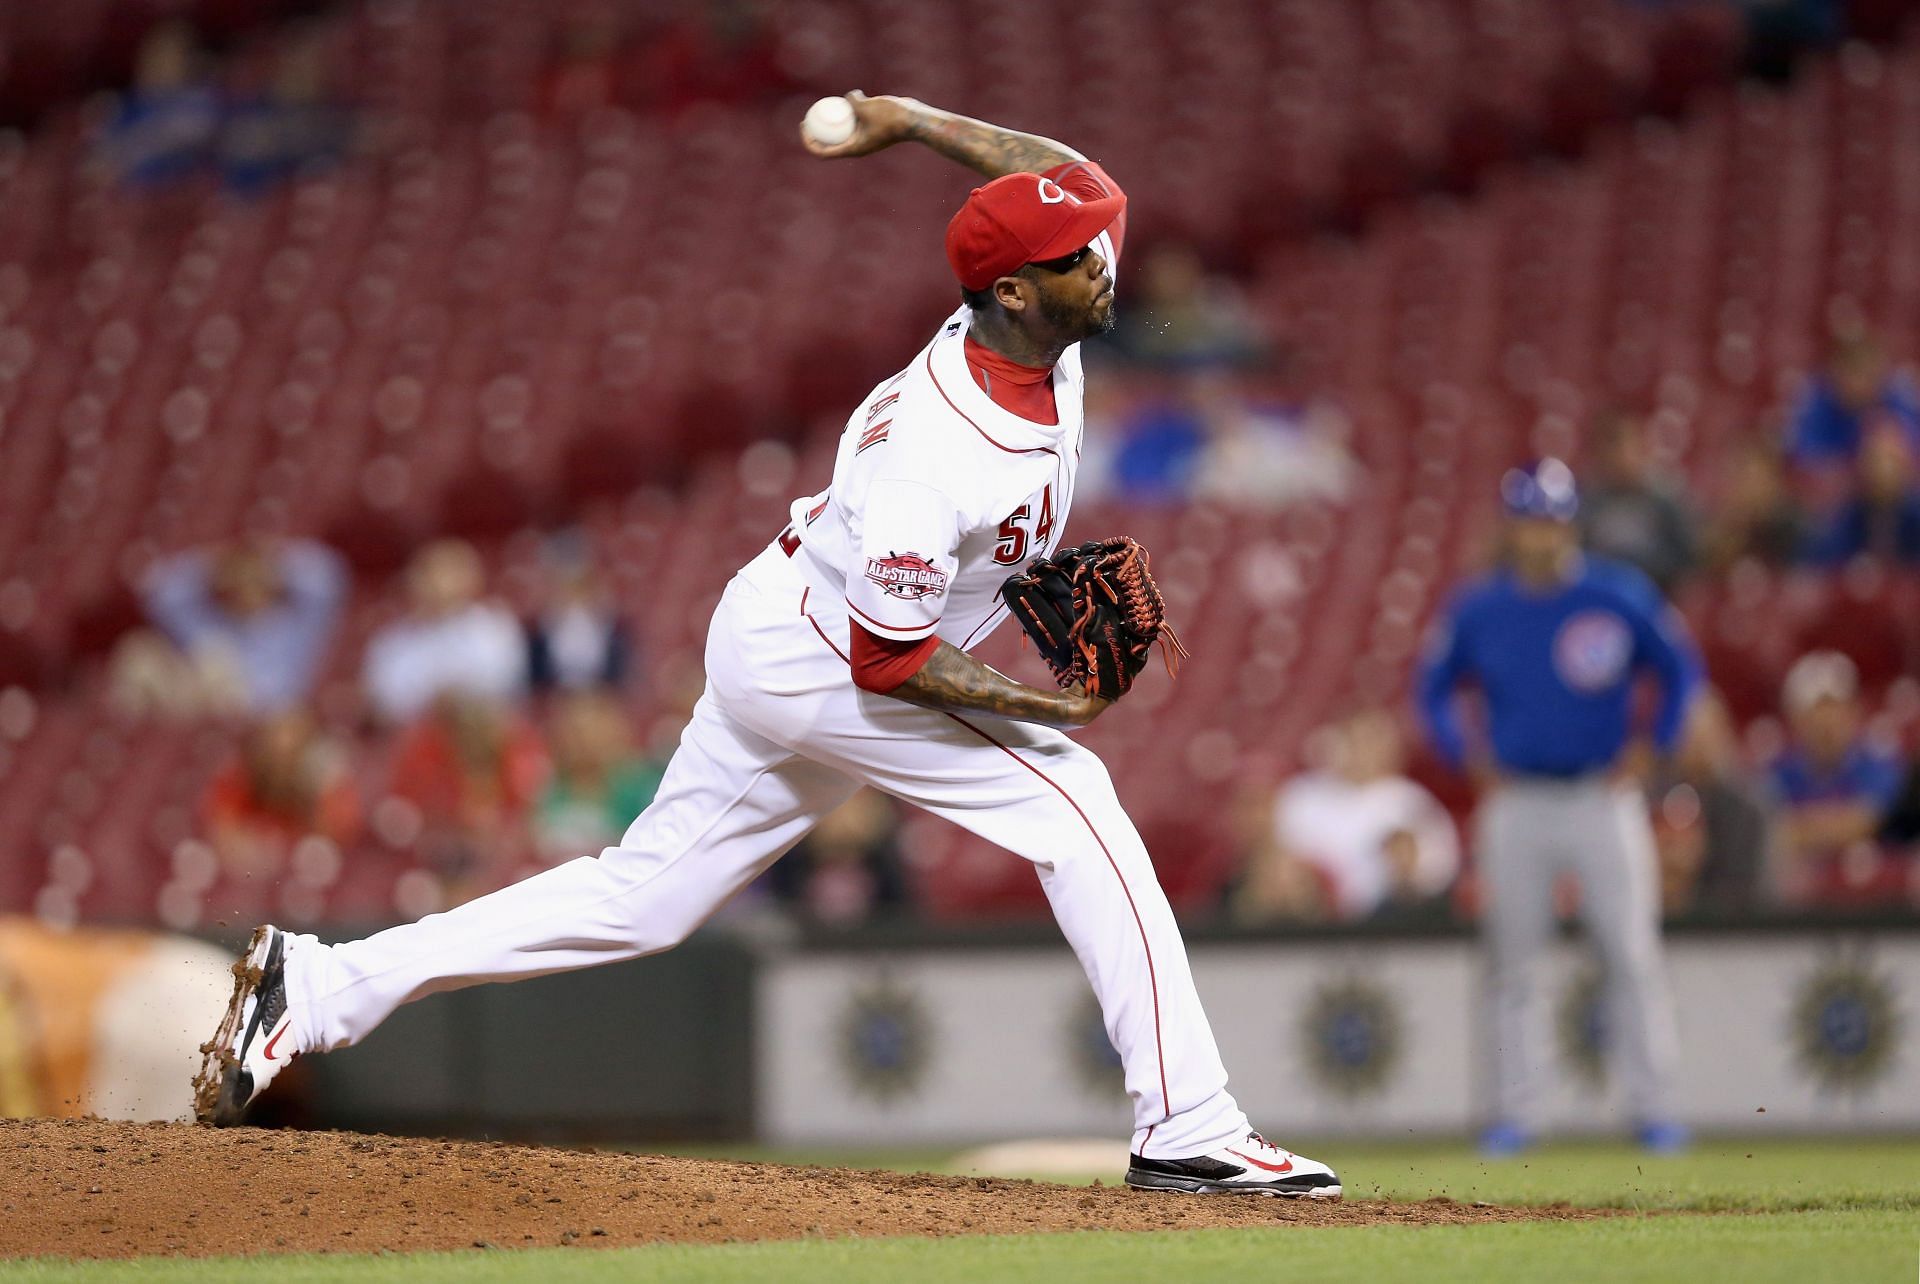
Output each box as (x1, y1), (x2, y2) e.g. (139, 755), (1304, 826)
(945, 172), (1126, 293)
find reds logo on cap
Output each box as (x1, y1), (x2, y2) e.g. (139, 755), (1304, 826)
(945, 171), (1126, 292)
(865, 551), (949, 601)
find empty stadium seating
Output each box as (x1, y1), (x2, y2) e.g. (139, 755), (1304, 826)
(1, 1), (1917, 925)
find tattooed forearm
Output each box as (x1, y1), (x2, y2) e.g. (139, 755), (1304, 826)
(889, 640), (1105, 728)
(903, 105), (1084, 179)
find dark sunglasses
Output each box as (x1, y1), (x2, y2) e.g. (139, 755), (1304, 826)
(1026, 245), (1093, 274)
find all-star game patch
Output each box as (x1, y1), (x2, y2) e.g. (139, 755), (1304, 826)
(1301, 976), (1402, 1098)
(838, 976), (931, 1103)
(865, 552), (948, 601)
(1790, 957), (1902, 1092)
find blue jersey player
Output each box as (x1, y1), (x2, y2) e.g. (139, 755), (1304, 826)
(1417, 459), (1701, 1155)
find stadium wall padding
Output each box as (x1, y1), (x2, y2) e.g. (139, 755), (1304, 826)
(296, 935), (758, 1141)
(757, 928), (1920, 1144)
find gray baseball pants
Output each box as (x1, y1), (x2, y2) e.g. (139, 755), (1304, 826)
(1476, 776), (1681, 1129)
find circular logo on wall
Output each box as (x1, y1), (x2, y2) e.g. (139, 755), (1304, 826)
(1556, 967), (1609, 1088)
(1065, 992), (1125, 1095)
(1789, 961), (1901, 1093)
(1300, 977), (1401, 1098)
(1552, 610), (1633, 693)
(837, 978), (931, 1103)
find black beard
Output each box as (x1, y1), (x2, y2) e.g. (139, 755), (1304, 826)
(1037, 285), (1113, 342)
(1035, 283), (1079, 333)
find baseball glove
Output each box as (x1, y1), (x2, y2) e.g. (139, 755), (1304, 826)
(1000, 536), (1187, 701)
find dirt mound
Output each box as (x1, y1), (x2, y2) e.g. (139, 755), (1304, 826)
(0, 1118), (1603, 1260)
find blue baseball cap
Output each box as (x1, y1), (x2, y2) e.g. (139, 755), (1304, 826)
(1500, 457), (1579, 522)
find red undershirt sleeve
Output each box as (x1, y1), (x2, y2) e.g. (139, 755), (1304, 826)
(851, 622), (942, 694)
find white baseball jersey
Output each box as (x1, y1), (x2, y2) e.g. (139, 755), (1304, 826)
(779, 305), (1086, 654)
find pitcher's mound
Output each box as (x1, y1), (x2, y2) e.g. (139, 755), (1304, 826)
(0, 1118), (1602, 1260)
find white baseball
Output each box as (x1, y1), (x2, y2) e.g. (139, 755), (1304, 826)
(802, 95), (857, 147)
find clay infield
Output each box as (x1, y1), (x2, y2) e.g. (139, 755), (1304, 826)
(0, 1118), (1606, 1260)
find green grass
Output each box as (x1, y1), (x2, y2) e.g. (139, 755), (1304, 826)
(659, 1135), (1920, 1213)
(1, 1213), (1913, 1284)
(6, 1140), (1919, 1283)
(1293, 1136), (1920, 1213)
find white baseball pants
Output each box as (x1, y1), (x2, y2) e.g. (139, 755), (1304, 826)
(284, 546), (1250, 1159)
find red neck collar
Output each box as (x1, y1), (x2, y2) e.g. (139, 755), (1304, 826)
(963, 334), (1057, 425)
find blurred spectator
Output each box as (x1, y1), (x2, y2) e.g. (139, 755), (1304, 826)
(1234, 709), (1459, 923)
(1577, 412), (1699, 593)
(1648, 690), (1770, 912)
(1105, 384), (1205, 501)
(364, 540), (526, 725)
(1802, 422), (1920, 565)
(217, 24), (350, 196)
(1765, 651), (1909, 906)
(201, 709), (360, 879)
(766, 791), (911, 926)
(95, 20), (221, 186)
(109, 632), (232, 721)
(532, 692), (665, 863)
(1105, 369), (1354, 507)
(1190, 370), (1357, 510)
(1108, 244), (1263, 369)
(1702, 439), (1809, 569)
(137, 538), (347, 717)
(388, 694), (550, 891)
(1786, 330), (1920, 465)
(526, 537), (632, 694)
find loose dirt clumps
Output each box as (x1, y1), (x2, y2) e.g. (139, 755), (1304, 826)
(0, 1118), (1602, 1260)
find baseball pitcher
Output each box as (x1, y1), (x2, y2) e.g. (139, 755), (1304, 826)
(199, 93), (1340, 1199)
